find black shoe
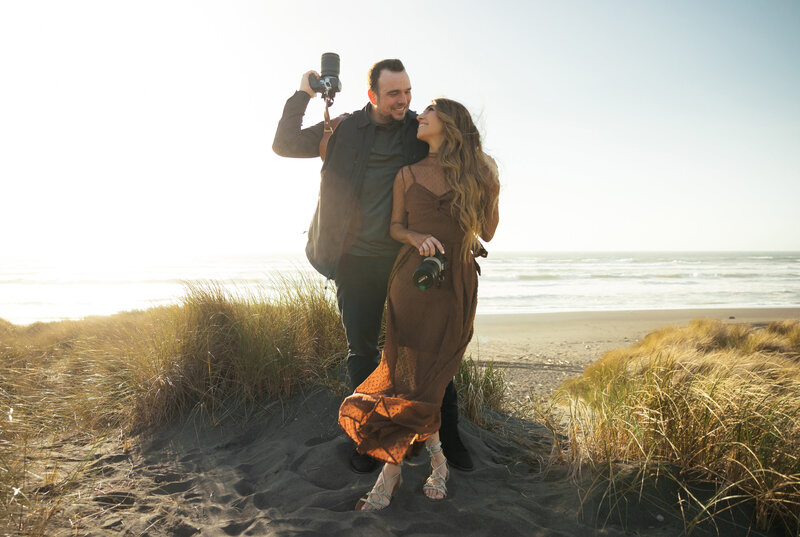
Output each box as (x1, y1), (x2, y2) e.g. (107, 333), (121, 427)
(350, 446), (379, 474)
(439, 426), (474, 472)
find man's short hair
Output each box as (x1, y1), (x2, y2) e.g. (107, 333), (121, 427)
(368, 59), (405, 93)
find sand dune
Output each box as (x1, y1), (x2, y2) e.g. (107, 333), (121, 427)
(56, 387), (783, 537)
(69, 390), (614, 537)
(45, 308), (798, 537)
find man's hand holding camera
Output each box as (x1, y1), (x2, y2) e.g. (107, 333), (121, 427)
(300, 53), (341, 105)
(300, 70), (319, 98)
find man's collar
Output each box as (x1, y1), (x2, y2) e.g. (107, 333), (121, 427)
(357, 103), (372, 128)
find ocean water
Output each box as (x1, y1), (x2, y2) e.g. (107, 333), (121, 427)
(1, 252), (798, 326)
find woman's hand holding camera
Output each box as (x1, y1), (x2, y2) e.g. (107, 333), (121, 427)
(409, 232), (444, 257)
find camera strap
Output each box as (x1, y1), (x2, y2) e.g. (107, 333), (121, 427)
(323, 100), (334, 134)
(319, 105), (350, 161)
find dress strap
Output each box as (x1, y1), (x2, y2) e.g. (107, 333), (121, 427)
(400, 166), (417, 191)
(406, 166), (418, 184)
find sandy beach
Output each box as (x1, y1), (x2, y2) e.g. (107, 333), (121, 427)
(17, 307), (800, 537)
(470, 307), (800, 401)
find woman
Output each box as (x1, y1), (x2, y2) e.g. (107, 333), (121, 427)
(338, 98), (499, 511)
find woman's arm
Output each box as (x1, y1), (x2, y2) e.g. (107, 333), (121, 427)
(479, 157), (500, 242)
(390, 169), (445, 257)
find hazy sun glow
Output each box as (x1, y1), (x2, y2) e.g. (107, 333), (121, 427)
(1, 0), (799, 263)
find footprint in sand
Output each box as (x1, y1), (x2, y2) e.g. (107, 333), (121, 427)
(92, 491), (137, 508)
(165, 520), (200, 537)
(88, 453), (130, 477)
(233, 478), (256, 496)
(152, 476), (195, 495)
(183, 491), (205, 504)
(98, 453), (130, 464)
(221, 519), (256, 535)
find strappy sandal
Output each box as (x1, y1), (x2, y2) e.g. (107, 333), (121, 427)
(423, 441), (449, 500)
(355, 463), (403, 511)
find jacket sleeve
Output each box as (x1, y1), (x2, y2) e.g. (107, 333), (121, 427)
(272, 91), (325, 158)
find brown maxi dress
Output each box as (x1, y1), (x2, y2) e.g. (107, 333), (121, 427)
(338, 154), (484, 464)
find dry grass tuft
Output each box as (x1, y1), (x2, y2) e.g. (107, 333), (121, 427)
(456, 356), (507, 427)
(127, 279), (347, 430)
(555, 318), (800, 534)
(0, 276), (345, 535)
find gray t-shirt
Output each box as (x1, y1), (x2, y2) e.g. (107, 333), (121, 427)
(348, 119), (405, 257)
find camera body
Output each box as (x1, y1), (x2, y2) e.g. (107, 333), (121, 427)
(413, 248), (448, 290)
(308, 52), (342, 104)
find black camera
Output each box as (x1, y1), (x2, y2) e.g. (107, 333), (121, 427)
(308, 52), (342, 105)
(413, 248), (448, 290)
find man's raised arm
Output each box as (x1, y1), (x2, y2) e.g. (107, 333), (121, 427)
(272, 71), (325, 158)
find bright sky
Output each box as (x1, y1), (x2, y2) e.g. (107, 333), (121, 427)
(2, 0), (798, 263)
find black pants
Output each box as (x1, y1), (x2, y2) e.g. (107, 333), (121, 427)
(334, 253), (459, 427)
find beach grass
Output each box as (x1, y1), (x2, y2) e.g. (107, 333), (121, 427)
(12, 277), (798, 534)
(554, 319), (800, 534)
(456, 356), (507, 427)
(0, 276), (347, 534)
(0, 277), (510, 535)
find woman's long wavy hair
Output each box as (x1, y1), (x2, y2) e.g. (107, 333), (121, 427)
(433, 98), (499, 261)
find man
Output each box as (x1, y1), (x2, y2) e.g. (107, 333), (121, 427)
(273, 59), (473, 473)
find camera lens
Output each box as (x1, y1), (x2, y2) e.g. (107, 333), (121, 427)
(412, 253), (446, 290)
(413, 264), (436, 290)
(320, 52), (340, 78)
